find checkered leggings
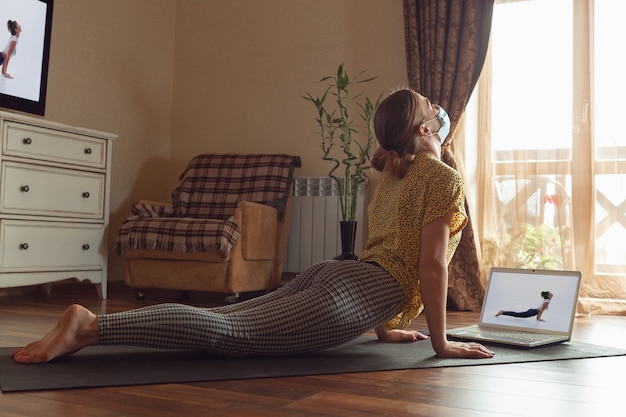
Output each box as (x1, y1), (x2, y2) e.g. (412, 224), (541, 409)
(99, 260), (405, 356)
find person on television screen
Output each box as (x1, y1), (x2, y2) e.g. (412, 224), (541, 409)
(1, 20), (21, 79)
(495, 291), (553, 321)
(11, 88), (496, 364)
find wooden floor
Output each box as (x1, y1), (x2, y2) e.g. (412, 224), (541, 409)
(1, 280), (625, 417)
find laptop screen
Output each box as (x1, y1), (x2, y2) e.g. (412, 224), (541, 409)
(479, 268), (582, 335)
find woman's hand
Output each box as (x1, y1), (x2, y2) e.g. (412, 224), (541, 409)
(434, 340), (495, 359)
(375, 326), (429, 343)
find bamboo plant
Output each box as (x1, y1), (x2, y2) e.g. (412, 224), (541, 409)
(303, 64), (382, 221)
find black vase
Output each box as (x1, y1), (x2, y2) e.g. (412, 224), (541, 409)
(334, 220), (358, 261)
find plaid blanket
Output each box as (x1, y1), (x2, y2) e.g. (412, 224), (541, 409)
(172, 153), (301, 220)
(115, 154), (301, 256)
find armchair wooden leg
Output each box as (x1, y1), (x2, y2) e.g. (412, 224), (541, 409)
(135, 289), (147, 301)
(224, 290), (272, 304)
(224, 292), (240, 304)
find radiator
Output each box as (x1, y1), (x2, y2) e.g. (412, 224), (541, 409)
(284, 177), (367, 273)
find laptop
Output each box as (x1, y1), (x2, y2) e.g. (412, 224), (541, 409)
(446, 267), (582, 347)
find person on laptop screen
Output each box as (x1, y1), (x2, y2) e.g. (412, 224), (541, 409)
(11, 88), (495, 364)
(495, 291), (553, 322)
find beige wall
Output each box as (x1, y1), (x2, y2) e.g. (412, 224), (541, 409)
(36, 0), (406, 283)
(170, 0), (407, 181)
(43, 0), (176, 282)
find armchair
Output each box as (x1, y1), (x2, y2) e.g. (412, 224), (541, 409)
(115, 153), (301, 301)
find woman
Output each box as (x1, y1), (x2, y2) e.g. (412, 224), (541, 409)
(1, 20), (20, 79)
(11, 89), (494, 364)
(496, 291), (553, 321)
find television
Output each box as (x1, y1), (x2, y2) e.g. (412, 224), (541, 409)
(0, 0), (53, 116)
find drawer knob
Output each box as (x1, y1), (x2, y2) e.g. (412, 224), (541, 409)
(21, 185), (30, 192)
(82, 191), (90, 198)
(23, 137), (32, 145)
(82, 244), (90, 251)
(20, 243), (29, 250)
(84, 148), (92, 155)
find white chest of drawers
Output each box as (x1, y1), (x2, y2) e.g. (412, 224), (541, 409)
(0, 111), (116, 299)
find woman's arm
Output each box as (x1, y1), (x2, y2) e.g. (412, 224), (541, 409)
(2, 40), (16, 77)
(418, 215), (451, 353)
(536, 301), (549, 321)
(419, 214), (494, 359)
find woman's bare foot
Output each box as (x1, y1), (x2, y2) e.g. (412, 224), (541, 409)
(11, 304), (99, 364)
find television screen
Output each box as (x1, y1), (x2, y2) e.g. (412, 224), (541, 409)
(0, 0), (53, 116)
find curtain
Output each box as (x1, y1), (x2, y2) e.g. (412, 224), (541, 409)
(403, 0), (494, 310)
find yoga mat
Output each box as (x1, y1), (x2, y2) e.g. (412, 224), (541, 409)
(1, 336), (625, 392)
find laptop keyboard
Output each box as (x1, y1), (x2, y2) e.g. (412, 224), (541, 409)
(450, 325), (564, 342)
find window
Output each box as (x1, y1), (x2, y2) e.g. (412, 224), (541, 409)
(472, 0), (626, 313)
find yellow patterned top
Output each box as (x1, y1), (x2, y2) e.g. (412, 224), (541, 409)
(358, 152), (467, 328)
